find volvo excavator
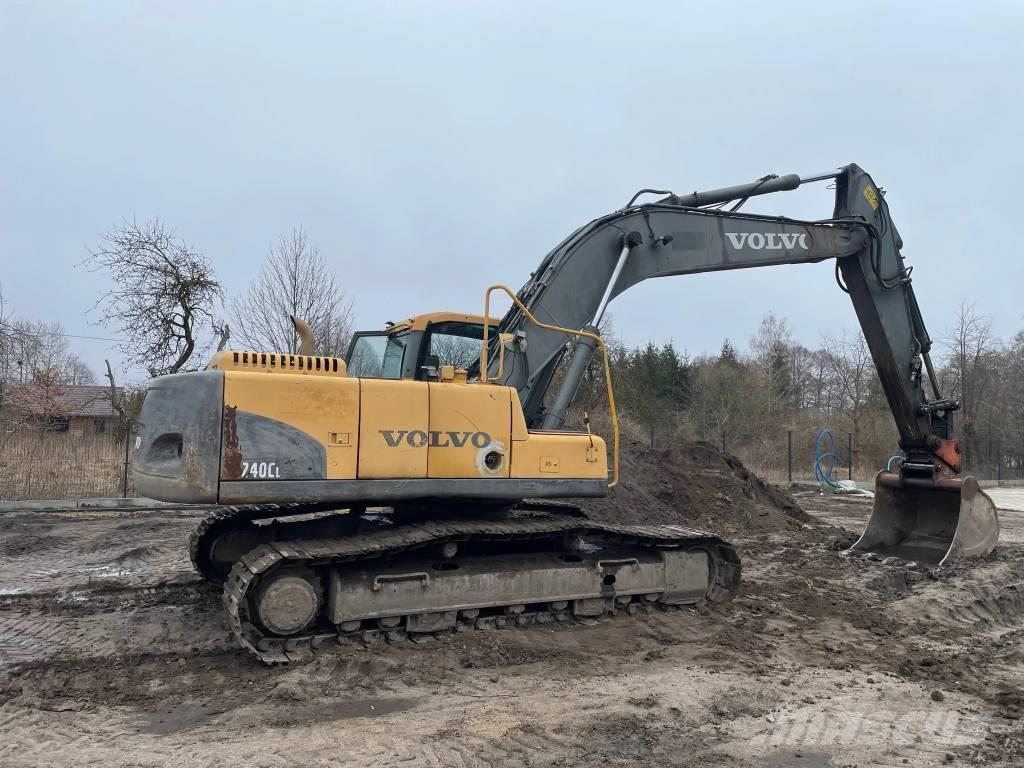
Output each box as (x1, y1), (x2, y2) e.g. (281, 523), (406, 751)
(134, 163), (999, 663)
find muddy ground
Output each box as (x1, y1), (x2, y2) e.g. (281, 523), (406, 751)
(0, 444), (1022, 767)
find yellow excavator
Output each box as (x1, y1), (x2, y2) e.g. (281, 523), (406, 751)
(134, 164), (998, 663)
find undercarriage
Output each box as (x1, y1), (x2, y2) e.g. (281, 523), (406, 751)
(190, 503), (741, 664)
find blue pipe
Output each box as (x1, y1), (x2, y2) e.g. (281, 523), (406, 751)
(814, 428), (844, 489)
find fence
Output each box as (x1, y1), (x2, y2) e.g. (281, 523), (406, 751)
(645, 425), (1024, 485)
(0, 421), (135, 501)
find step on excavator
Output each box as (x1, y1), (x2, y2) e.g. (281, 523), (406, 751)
(134, 164), (999, 663)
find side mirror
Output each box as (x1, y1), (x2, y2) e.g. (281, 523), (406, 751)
(421, 354), (440, 381)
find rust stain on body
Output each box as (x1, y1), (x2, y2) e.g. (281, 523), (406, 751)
(222, 404), (242, 479)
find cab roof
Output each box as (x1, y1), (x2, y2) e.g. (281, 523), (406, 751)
(386, 311), (501, 333)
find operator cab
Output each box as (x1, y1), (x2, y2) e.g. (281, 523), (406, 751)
(345, 312), (497, 381)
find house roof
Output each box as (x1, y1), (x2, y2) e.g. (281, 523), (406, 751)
(62, 386), (124, 418)
(9, 384), (124, 418)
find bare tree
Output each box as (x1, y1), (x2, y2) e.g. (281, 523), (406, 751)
(213, 322), (231, 352)
(9, 366), (74, 430)
(428, 334), (480, 369)
(64, 356), (95, 385)
(85, 219), (222, 376)
(0, 289), (14, 377)
(694, 356), (747, 449)
(749, 312), (795, 414)
(1003, 330), (1024, 473)
(822, 331), (875, 439)
(0, 294), (37, 387)
(941, 303), (1000, 468)
(0, 319), (94, 384)
(104, 359), (127, 422)
(0, 285), (14, 411)
(230, 228), (355, 357)
(0, 284), (12, 345)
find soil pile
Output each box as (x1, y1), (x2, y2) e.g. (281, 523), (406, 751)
(578, 438), (811, 534)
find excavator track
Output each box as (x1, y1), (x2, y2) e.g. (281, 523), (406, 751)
(190, 500), (577, 584)
(189, 503), (357, 584)
(200, 504), (740, 664)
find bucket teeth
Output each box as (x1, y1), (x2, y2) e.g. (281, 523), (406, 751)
(846, 471), (999, 567)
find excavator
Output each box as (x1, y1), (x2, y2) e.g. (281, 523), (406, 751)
(133, 163), (999, 663)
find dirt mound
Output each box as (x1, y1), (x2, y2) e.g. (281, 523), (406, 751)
(577, 439), (811, 534)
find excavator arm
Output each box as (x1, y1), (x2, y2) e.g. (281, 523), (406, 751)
(487, 163), (998, 565)
(494, 165), (943, 470)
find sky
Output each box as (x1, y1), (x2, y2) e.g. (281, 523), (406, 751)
(2, 2), (1022, 383)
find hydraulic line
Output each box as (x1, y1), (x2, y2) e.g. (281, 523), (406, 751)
(814, 428), (845, 490)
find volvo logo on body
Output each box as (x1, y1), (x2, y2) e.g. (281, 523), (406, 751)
(379, 429), (492, 448)
(725, 232), (809, 250)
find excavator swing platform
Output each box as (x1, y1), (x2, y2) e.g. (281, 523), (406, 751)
(134, 163), (997, 663)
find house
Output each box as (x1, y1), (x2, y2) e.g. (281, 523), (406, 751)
(62, 385), (124, 435)
(4, 383), (124, 435)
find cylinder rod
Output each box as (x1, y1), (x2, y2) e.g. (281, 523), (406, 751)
(542, 232), (641, 430)
(664, 174), (800, 207)
(663, 168), (844, 208)
(797, 169), (843, 184)
(541, 327), (599, 430)
(593, 234), (638, 326)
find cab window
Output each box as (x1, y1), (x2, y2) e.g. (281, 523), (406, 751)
(347, 331), (409, 379)
(425, 322), (485, 370)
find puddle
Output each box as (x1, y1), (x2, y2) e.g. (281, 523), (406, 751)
(139, 700), (218, 736)
(138, 696), (419, 735)
(757, 750), (832, 767)
(297, 696), (419, 723)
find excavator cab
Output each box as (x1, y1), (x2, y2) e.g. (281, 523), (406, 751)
(346, 312), (496, 382)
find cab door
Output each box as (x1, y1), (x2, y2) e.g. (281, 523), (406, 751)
(417, 321), (486, 378)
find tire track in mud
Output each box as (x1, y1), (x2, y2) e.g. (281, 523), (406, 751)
(890, 551), (1024, 632)
(0, 510), (210, 665)
(0, 512), (199, 597)
(1, 500), (1022, 766)
(0, 559), (728, 667)
(0, 605), (233, 665)
(951, 586), (1024, 629)
(916, 583), (1024, 630)
(0, 581), (232, 665)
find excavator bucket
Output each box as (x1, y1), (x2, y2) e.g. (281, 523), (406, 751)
(846, 472), (999, 567)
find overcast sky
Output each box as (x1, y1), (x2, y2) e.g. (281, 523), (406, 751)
(2, 2), (1022, 382)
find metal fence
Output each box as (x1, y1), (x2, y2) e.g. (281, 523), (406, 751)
(0, 421), (135, 501)
(687, 428), (859, 484)
(646, 425), (1024, 485)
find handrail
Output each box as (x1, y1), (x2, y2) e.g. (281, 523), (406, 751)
(481, 284), (619, 489)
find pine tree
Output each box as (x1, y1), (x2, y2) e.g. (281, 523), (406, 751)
(718, 339), (739, 366)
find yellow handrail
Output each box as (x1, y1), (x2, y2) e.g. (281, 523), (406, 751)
(481, 284), (619, 489)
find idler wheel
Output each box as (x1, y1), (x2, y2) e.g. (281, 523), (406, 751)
(255, 569), (321, 636)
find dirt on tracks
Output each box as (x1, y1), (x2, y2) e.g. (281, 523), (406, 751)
(0, 451), (1022, 767)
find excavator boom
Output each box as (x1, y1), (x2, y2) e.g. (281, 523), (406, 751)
(485, 163), (997, 565)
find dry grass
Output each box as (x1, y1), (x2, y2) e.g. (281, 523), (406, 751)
(0, 431), (132, 501)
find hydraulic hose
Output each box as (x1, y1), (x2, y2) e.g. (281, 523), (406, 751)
(814, 428), (844, 490)
(885, 454), (905, 472)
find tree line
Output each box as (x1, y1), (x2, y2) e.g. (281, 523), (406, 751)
(2, 216), (1020, 482)
(571, 307), (1023, 480)
(0, 220), (354, 429)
